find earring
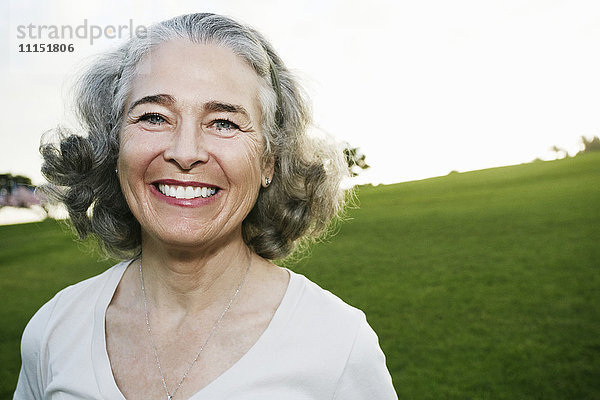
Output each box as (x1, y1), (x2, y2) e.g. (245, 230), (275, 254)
(265, 177), (271, 186)
(115, 169), (119, 174)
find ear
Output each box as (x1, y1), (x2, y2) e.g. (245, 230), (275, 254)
(261, 154), (275, 188)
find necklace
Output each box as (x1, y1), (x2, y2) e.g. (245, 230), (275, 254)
(139, 253), (252, 400)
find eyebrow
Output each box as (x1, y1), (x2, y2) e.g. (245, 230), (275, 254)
(204, 101), (250, 118)
(127, 95), (251, 119)
(127, 94), (175, 114)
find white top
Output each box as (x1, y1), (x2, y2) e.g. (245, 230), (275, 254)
(14, 261), (398, 399)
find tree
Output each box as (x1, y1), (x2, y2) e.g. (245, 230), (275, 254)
(579, 135), (600, 154)
(0, 173), (44, 212)
(549, 145), (567, 159)
(343, 145), (370, 177)
(13, 175), (33, 186)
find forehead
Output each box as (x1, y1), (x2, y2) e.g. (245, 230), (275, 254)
(128, 40), (262, 115)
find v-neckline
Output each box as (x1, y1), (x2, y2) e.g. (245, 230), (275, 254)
(91, 261), (300, 399)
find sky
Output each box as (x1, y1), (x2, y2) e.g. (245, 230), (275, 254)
(1, 0), (599, 191)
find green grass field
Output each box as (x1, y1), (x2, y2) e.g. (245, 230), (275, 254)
(1, 153), (599, 399)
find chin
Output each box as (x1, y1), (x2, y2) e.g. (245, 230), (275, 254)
(145, 220), (234, 250)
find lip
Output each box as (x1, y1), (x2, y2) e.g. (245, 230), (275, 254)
(150, 179), (222, 207)
(152, 179), (222, 189)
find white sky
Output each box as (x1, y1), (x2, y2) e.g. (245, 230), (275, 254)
(1, 0), (600, 187)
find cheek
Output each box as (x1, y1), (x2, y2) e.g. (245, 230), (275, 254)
(219, 136), (264, 181)
(118, 131), (162, 177)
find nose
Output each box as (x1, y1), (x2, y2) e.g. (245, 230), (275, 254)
(163, 120), (209, 170)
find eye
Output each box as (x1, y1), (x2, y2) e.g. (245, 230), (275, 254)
(138, 113), (166, 125)
(211, 119), (240, 132)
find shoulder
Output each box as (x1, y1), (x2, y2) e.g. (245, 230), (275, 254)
(287, 269), (365, 322)
(279, 269), (368, 356)
(332, 316), (398, 399)
(15, 261), (130, 398)
(271, 269), (368, 354)
(26, 261), (129, 326)
(283, 270), (398, 399)
(21, 260), (129, 346)
(14, 262), (128, 399)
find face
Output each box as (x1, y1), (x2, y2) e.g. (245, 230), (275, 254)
(117, 40), (272, 251)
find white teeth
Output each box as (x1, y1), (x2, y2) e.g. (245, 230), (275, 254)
(157, 184), (218, 199)
(168, 185), (177, 197)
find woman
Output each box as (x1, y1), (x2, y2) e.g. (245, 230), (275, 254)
(15, 13), (397, 400)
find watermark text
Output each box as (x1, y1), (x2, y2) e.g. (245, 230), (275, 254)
(16, 19), (147, 46)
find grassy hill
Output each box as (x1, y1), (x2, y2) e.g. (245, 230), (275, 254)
(1, 153), (599, 398)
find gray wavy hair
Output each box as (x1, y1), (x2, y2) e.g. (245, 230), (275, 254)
(41, 13), (349, 260)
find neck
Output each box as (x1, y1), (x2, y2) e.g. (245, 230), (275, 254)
(138, 231), (252, 315)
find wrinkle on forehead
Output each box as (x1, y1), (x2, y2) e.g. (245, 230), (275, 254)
(126, 40), (263, 124)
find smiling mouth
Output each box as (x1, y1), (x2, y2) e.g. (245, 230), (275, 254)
(156, 183), (219, 199)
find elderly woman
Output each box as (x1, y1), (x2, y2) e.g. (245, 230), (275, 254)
(14, 13), (397, 400)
